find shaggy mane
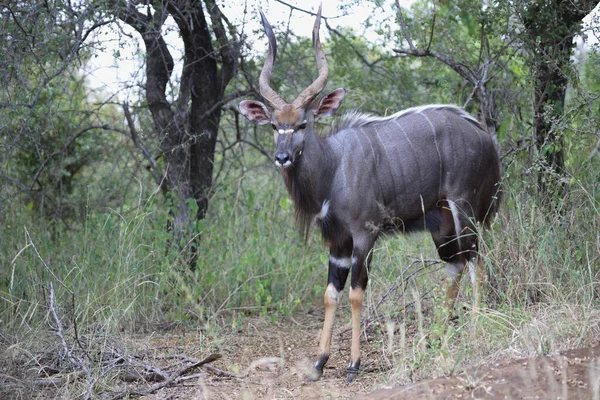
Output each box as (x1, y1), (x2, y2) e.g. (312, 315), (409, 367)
(331, 104), (484, 133)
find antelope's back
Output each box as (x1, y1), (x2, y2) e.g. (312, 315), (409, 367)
(328, 105), (501, 227)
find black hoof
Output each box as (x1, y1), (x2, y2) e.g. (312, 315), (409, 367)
(346, 360), (360, 382)
(306, 368), (323, 382)
(307, 355), (328, 382)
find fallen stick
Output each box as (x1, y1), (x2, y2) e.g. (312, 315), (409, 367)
(110, 353), (222, 399)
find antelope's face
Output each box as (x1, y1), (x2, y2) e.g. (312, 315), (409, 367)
(239, 89), (344, 168)
(238, 101), (310, 168)
(271, 105), (308, 168)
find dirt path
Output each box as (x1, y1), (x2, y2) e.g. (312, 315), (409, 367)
(3, 312), (599, 399)
(143, 312), (385, 399)
(137, 313), (600, 400)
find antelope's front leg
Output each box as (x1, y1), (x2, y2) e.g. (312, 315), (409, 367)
(347, 240), (373, 383)
(308, 245), (351, 381)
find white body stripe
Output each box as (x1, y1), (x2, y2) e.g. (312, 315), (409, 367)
(418, 112), (443, 194)
(329, 255), (351, 269)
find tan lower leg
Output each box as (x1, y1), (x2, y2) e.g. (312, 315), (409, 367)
(445, 269), (464, 312)
(317, 284), (339, 360)
(348, 287), (364, 371)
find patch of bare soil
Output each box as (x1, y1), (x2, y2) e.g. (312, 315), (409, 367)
(116, 313), (600, 400)
(358, 346), (600, 400)
(138, 312), (386, 400)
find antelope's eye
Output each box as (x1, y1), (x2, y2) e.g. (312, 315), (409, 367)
(298, 122), (307, 130)
(271, 123), (278, 131)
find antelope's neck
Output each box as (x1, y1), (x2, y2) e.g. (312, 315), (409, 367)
(282, 131), (336, 216)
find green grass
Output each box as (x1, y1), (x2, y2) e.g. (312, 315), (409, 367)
(363, 170), (600, 387)
(0, 167), (326, 334)
(1, 155), (599, 397)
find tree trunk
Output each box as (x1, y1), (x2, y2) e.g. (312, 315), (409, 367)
(532, 62), (567, 192)
(522, 0), (595, 195)
(114, 1), (238, 269)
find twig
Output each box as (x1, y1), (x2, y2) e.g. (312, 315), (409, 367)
(48, 282), (93, 399)
(25, 227), (93, 396)
(0, 370), (86, 389)
(203, 364), (238, 378)
(338, 259), (442, 335)
(589, 134), (600, 161)
(273, 0), (385, 69)
(395, 0), (415, 50)
(110, 353), (222, 399)
(24, 227), (83, 347)
(123, 102), (159, 172)
(371, 258), (442, 314)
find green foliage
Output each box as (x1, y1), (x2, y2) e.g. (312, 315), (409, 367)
(0, 1), (139, 222)
(169, 170), (326, 321)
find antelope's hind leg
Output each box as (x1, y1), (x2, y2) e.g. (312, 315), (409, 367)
(432, 199), (482, 332)
(429, 200), (468, 340)
(467, 250), (485, 312)
(346, 234), (375, 383)
(308, 239), (352, 381)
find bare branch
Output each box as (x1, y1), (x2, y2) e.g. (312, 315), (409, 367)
(273, 0), (385, 69)
(395, 0), (415, 50)
(324, 20), (386, 69)
(393, 47), (477, 84)
(196, 90), (252, 122)
(48, 281), (93, 399)
(205, 0), (239, 75)
(588, 134), (600, 161)
(122, 103), (158, 172)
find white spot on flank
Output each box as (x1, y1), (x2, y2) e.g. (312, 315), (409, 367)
(316, 200), (330, 219)
(329, 255), (351, 269)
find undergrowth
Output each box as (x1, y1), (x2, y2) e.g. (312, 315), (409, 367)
(365, 168), (600, 387)
(0, 167), (328, 336)
(1, 155), (599, 397)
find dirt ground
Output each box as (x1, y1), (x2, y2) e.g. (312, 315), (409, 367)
(136, 313), (600, 400)
(2, 311), (600, 399)
(359, 346), (600, 400)
(139, 312), (384, 400)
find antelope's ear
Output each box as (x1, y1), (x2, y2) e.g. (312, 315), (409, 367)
(314, 88), (345, 118)
(239, 100), (271, 125)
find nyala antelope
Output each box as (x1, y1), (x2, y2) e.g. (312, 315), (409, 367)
(239, 6), (501, 382)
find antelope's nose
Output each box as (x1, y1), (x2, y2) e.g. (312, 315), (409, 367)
(275, 152), (290, 166)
